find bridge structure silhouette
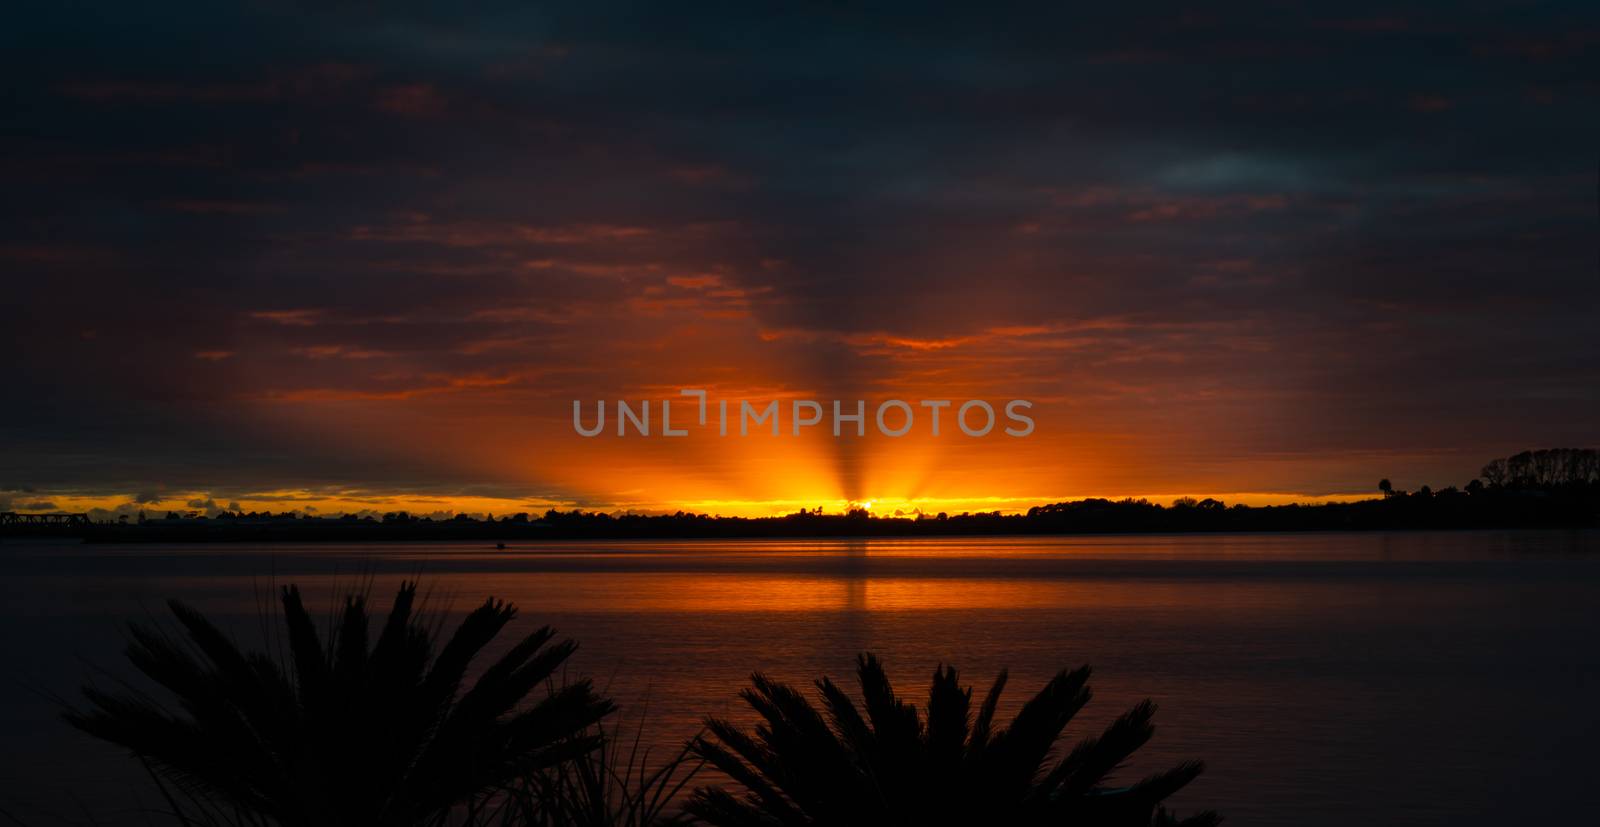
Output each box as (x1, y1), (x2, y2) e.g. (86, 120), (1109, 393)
(0, 511), (90, 527)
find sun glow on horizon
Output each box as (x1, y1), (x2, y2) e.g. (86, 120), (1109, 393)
(22, 488), (1376, 522)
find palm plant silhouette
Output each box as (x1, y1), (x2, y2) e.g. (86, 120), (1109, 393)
(65, 581), (613, 826)
(687, 654), (1218, 827)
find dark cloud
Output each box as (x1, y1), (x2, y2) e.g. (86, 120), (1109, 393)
(2, 1), (1596, 501)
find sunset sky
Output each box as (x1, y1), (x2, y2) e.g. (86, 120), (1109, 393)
(3, 2), (1597, 519)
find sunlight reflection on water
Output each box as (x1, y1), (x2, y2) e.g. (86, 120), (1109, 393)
(2, 531), (1597, 825)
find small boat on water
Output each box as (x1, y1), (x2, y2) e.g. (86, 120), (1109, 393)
(495, 542), (506, 550)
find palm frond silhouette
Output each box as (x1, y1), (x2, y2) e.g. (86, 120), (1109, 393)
(686, 654), (1218, 827)
(65, 581), (613, 826)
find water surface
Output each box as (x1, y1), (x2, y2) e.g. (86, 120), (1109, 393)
(2, 531), (1597, 824)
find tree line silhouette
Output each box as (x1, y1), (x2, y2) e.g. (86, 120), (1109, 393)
(8, 448), (1596, 542)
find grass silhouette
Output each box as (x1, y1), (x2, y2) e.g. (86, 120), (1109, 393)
(475, 709), (703, 827)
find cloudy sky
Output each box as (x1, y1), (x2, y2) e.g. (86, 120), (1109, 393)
(2, 2), (1596, 518)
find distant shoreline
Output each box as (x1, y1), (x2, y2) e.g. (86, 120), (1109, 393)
(5, 486), (1596, 543)
(7, 526), (1597, 548)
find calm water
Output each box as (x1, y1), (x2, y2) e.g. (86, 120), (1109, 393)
(2, 531), (1598, 824)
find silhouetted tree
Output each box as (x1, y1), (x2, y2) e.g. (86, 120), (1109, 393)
(1378, 479), (1393, 497)
(66, 581), (612, 826)
(1488, 448), (1600, 488)
(687, 654), (1216, 827)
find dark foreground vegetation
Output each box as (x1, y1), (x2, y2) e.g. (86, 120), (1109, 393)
(67, 583), (1216, 827)
(9, 448), (1595, 543)
(687, 655), (1215, 827)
